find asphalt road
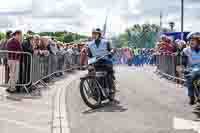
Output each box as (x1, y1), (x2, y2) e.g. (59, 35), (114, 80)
(66, 66), (198, 133)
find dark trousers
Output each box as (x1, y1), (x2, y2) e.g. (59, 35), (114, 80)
(18, 55), (32, 90)
(94, 60), (115, 90)
(4, 58), (9, 84)
(184, 69), (196, 97)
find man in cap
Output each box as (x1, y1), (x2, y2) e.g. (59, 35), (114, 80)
(0, 30), (12, 83)
(87, 28), (115, 97)
(88, 28), (111, 58)
(6, 30), (23, 93)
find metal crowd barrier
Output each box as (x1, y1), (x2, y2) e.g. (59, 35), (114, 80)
(0, 50), (80, 95)
(32, 51), (80, 85)
(155, 54), (186, 82)
(0, 50), (32, 93)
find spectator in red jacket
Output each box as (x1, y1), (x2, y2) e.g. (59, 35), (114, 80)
(0, 30), (12, 84)
(164, 37), (174, 53)
(159, 36), (174, 54)
(6, 30), (23, 93)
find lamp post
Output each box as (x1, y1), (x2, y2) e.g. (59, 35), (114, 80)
(181, 0), (184, 40)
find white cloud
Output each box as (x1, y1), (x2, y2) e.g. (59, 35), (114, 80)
(0, 0), (200, 36)
(0, 0), (32, 13)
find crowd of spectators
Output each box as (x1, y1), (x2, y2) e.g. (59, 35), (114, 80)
(155, 35), (188, 55)
(0, 30), (86, 93)
(112, 47), (156, 66)
(1, 30), (187, 93)
(154, 34), (190, 83)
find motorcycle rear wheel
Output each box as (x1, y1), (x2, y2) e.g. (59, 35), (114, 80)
(108, 76), (116, 101)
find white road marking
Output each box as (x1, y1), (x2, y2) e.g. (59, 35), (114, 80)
(0, 103), (50, 115)
(173, 117), (200, 133)
(53, 74), (80, 133)
(0, 117), (49, 132)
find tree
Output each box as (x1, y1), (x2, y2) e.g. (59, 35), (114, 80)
(64, 33), (74, 43)
(112, 32), (129, 48)
(112, 23), (161, 48)
(0, 32), (5, 40)
(54, 32), (64, 37)
(39, 32), (53, 36)
(36, 31), (88, 43)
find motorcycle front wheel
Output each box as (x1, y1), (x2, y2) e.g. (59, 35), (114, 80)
(80, 78), (102, 109)
(108, 75), (116, 101)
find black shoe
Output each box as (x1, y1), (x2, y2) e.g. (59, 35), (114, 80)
(113, 75), (116, 80)
(6, 88), (17, 94)
(196, 99), (200, 104)
(189, 96), (196, 105)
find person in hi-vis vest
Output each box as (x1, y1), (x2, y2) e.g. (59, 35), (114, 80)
(183, 32), (200, 105)
(87, 28), (115, 90)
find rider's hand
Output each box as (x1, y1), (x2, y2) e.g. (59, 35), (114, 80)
(111, 49), (116, 55)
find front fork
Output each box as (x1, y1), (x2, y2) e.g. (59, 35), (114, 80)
(95, 78), (108, 98)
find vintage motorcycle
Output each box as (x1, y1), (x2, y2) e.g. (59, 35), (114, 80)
(80, 53), (116, 109)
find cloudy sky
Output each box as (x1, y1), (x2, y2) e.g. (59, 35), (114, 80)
(0, 0), (199, 36)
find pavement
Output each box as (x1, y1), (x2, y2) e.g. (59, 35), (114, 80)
(0, 71), (83, 133)
(0, 66), (200, 133)
(0, 86), (52, 133)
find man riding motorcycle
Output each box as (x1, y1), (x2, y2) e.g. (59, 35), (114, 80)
(87, 28), (115, 94)
(183, 32), (200, 105)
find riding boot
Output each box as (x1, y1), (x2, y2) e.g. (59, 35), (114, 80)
(189, 96), (195, 105)
(113, 74), (116, 80)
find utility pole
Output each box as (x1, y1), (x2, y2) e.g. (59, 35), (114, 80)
(160, 11), (163, 30)
(181, 0), (184, 40)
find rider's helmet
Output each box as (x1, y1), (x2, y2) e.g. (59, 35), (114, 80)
(93, 28), (102, 35)
(187, 32), (200, 49)
(92, 28), (102, 39)
(187, 32), (200, 41)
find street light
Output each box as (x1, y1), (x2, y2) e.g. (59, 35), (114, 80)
(181, 0), (184, 40)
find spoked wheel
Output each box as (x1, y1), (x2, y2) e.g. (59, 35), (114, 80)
(108, 75), (116, 102)
(80, 78), (102, 109)
(108, 84), (116, 101)
(193, 77), (200, 102)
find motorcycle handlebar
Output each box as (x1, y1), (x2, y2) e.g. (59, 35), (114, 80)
(88, 52), (112, 65)
(96, 52), (112, 60)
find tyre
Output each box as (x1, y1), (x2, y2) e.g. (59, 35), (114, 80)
(193, 76), (200, 100)
(80, 78), (102, 109)
(108, 77), (116, 101)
